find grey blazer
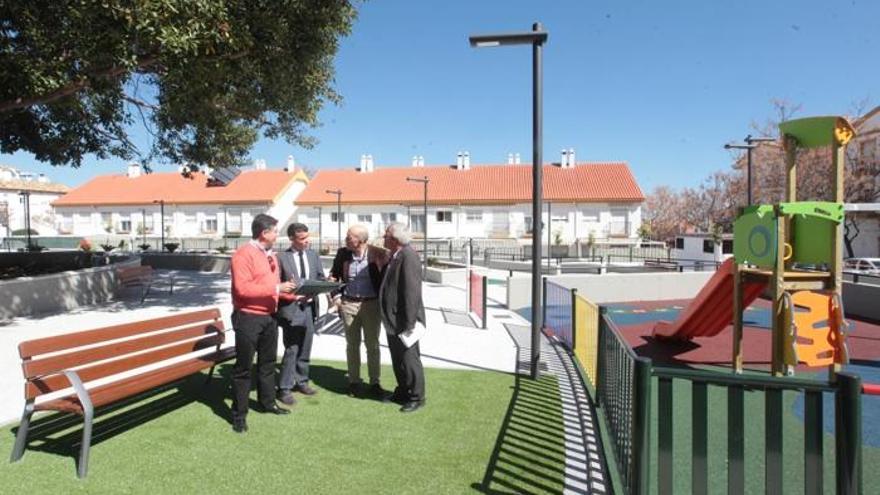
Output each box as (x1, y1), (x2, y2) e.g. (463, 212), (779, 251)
(379, 245), (426, 335)
(276, 248), (325, 326)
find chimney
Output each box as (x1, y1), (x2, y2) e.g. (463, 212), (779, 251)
(359, 154), (367, 172)
(514, 153), (521, 165)
(252, 159), (267, 171)
(560, 149), (569, 167)
(287, 155), (296, 172)
(463, 151), (471, 170)
(507, 153), (514, 165)
(568, 148), (576, 167)
(412, 155), (420, 167)
(127, 162), (142, 178)
(418, 155), (425, 167)
(366, 154), (374, 172)
(456, 151), (463, 169)
(37, 173), (49, 184)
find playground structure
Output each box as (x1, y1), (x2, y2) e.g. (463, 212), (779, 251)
(653, 116), (856, 376)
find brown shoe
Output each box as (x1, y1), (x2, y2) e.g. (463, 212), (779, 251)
(276, 390), (297, 406)
(293, 383), (317, 396)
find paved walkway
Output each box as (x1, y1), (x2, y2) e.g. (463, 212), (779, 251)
(0, 268), (611, 493)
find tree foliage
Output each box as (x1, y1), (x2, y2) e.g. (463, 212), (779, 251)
(0, 1), (358, 170)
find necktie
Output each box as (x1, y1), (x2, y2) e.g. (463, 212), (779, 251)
(298, 251), (307, 280)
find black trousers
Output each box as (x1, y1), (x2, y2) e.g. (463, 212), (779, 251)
(278, 306), (315, 391)
(387, 333), (425, 402)
(231, 311), (278, 420)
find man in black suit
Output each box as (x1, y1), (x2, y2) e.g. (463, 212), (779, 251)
(276, 223), (325, 405)
(379, 222), (426, 413)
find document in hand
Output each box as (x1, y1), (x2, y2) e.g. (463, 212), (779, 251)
(295, 280), (345, 297)
(399, 321), (427, 348)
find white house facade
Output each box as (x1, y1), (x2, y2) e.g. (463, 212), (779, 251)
(0, 165), (70, 238)
(295, 153), (645, 244)
(52, 160), (308, 241)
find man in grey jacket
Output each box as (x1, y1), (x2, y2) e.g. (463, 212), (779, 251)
(379, 222), (426, 413)
(276, 223), (325, 405)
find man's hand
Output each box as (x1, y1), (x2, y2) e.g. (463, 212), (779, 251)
(278, 281), (296, 294)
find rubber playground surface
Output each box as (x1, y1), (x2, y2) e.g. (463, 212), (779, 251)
(606, 298), (880, 449)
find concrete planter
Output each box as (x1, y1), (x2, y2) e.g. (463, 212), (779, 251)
(140, 253), (231, 273)
(425, 262), (468, 287)
(0, 257), (139, 320)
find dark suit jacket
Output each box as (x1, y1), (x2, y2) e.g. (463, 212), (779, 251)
(276, 247), (325, 326)
(379, 245), (425, 335)
(329, 245), (389, 296)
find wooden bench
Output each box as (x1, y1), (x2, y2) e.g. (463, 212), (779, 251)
(10, 308), (234, 478)
(116, 265), (175, 303)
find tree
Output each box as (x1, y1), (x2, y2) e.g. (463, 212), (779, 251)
(0, 1), (357, 170)
(643, 185), (684, 243)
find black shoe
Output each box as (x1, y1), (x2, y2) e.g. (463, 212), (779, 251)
(232, 418), (248, 433)
(400, 400), (425, 413)
(258, 404), (291, 415)
(347, 383), (363, 398)
(384, 390), (406, 404)
(276, 390), (297, 406)
(369, 383), (391, 400)
(293, 383), (318, 396)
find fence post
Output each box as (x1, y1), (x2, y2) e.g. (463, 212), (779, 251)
(595, 307), (607, 408)
(631, 357), (652, 495)
(541, 276), (548, 330)
(629, 245), (634, 262)
(570, 288), (578, 351)
(835, 372), (862, 495)
(482, 275), (488, 330)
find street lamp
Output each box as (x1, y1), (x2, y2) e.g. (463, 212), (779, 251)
(141, 208), (147, 248)
(315, 206), (323, 255)
(18, 191), (32, 250)
(470, 22), (547, 379)
(724, 134), (776, 206)
(325, 189), (342, 248)
(152, 200), (165, 251)
(406, 176), (430, 275)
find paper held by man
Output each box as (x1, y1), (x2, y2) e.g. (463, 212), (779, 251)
(294, 279), (345, 297)
(399, 321), (427, 348)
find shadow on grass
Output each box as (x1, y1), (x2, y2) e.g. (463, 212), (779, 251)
(8, 369), (231, 471)
(472, 373), (567, 494)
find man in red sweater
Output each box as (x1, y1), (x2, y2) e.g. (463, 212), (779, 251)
(230, 213), (296, 433)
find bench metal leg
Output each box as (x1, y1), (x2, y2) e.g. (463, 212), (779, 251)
(77, 405), (94, 479)
(9, 402), (34, 463)
(205, 364), (217, 385)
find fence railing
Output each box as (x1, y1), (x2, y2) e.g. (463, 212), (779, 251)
(546, 284), (866, 494)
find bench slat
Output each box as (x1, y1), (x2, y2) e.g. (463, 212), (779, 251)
(35, 347), (235, 414)
(26, 335), (224, 400)
(19, 308), (221, 359)
(23, 322), (224, 379)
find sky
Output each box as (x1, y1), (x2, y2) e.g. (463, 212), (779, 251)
(2, 0), (878, 192)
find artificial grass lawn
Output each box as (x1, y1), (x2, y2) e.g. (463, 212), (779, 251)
(0, 360), (566, 494)
(644, 375), (879, 494)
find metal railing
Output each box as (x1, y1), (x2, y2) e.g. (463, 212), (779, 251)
(543, 278), (573, 349)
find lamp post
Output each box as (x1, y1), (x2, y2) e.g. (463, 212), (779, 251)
(724, 134), (775, 206)
(546, 202), (552, 269)
(315, 206), (323, 255)
(325, 189), (342, 249)
(17, 191), (30, 246)
(470, 22), (547, 379)
(141, 208), (147, 248)
(18, 191), (32, 250)
(152, 200), (165, 251)
(406, 176), (430, 275)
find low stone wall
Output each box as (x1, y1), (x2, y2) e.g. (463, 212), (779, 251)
(506, 271), (714, 311)
(141, 253), (231, 273)
(425, 265), (467, 287)
(0, 257), (139, 320)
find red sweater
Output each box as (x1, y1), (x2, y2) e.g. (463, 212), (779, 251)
(231, 242), (279, 315)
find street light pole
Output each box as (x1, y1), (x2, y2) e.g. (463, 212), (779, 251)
(724, 134), (775, 206)
(407, 176), (430, 275)
(326, 189), (342, 249)
(141, 208), (147, 248)
(18, 191), (32, 250)
(153, 200), (165, 251)
(316, 206), (323, 255)
(470, 22), (547, 379)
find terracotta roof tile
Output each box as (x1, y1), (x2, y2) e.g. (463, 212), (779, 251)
(53, 169), (307, 207)
(296, 162), (644, 205)
(0, 179), (70, 194)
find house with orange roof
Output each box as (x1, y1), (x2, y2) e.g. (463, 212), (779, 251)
(0, 165), (70, 238)
(295, 151), (645, 244)
(52, 158), (308, 240)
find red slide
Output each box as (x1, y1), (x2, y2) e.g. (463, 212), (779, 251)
(653, 258), (766, 340)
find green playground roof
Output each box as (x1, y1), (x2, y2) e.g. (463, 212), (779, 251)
(779, 116), (855, 149)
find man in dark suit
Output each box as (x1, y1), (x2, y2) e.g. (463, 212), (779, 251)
(276, 222), (325, 405)
(379, 222), (426, 413)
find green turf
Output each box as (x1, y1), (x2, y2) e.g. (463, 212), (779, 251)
(0, 361), (567, 494)
(645, 377), (878, 494)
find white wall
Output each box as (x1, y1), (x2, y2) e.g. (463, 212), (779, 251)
(1, 189), (63, 236)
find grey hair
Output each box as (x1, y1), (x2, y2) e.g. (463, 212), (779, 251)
(386, 222), (412, 245)
(348, 224), (369, 242)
